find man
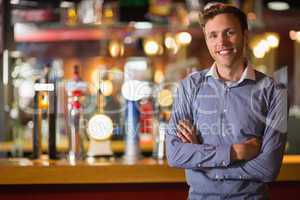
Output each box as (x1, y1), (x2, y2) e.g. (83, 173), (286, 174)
(166, 3), (287, 199)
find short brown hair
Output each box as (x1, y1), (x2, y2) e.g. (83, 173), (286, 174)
(199, 3), (248, 32)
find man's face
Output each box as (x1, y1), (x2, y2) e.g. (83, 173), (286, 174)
(204, 13), (246, 68)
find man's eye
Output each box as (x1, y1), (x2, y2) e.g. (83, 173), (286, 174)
(226, 30), (235, 36)
(208, 34), (217, 39)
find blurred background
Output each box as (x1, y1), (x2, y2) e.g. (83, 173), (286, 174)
(0, 0), (299, 158)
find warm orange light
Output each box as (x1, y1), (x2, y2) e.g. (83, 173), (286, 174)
(289, 30), (297, 40)
(157, 89), (173, 107)
(109, 40), (124, 57)
(104, 7), (113, 18)
(154, 69), (164, 84)
(39, 93), (49, 109)
(266, 33), (279, 48)
(144, 39), (160, 56)
(165, 33), (178, 54)
(100, 80), (113, 96)
(175, 32), (192, 46)
(247, 12), (256, 21)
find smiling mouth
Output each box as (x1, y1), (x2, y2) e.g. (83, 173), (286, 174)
(217, 48), (236, 56)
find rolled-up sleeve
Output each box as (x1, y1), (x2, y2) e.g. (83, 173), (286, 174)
(204, 83), (287, 182)
(166, 77), (232, 169)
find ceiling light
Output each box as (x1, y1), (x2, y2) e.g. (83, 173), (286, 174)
(134, 22), (153, 29)
(296, 32), (300, 43)
(266, 33), (279, 48)
(175, 32), (192, 46)
(267, 1), (290, 11)
(289, 30), (297, 40)
(253, 39), (270, 58)
(10, 0), (20, 5)
(108, 40), (124, 58)
(60, 1), (74, 8)
(144, 40), (160, 56)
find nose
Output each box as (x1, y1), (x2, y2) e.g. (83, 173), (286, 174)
(217, 33), (229, 45)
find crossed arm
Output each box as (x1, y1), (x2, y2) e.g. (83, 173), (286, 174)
(166, 80), (287, 182)
(176, 120), (261, 162)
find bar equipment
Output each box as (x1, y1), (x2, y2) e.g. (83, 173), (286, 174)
(86, 114), (113, 157)
(32, 64), (57, 159)
(153, 88), (174, 159)
(65, 65), (87, 163)
(122, 57), (152, 163)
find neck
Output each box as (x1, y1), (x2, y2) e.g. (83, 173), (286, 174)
(215, 60), (245, 82)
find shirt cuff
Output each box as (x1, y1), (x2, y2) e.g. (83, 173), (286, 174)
(197, 144), (231, 168)
(205, 166), (253, 180)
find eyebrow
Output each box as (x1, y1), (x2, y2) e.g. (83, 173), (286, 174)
(206, 28), (235, 35)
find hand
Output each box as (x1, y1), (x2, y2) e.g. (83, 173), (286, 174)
(176, 120), (201, 144)
(231, 137), (262, 161)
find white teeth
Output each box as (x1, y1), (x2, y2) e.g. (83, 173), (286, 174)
(218, 49), (233, 55)
(219, 50), (230, 55)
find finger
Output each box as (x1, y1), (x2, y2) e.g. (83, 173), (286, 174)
(177, 125), (191, 142)
(179, 121), (200, 144)
(178, 124), (195, 142)
(176, 131), (189, 143)
(244, 137), (257, 143)
(179, 120), (193, 129)
(244, 137), (261, 146)
(177, 125), (192, 142)
(178, 121), (194, 134)
(182, 119), (194, 129)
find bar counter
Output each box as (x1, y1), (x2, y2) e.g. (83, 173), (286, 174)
(0, 155), (300, 200)
(0, 155), (299, 185)
(0, 157), (183, 185)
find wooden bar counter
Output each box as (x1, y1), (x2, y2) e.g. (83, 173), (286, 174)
(0, 155), (300, 200)
(0, 155), (300, 185)
(0, 157), (184, 185)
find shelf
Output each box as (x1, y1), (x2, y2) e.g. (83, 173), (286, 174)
(14, 22), (203, 42)
(14, 23), (128, 42)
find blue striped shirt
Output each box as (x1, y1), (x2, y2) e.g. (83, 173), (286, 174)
(166, 62), (287, 199)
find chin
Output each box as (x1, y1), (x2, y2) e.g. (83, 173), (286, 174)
(216, 59), (233, 67)
(219, 63), (232, 68)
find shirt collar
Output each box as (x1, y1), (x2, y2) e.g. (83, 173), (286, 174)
(205, 61), (256, 83)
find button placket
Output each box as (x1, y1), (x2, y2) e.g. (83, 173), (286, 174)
(224, 87), (229, 113)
